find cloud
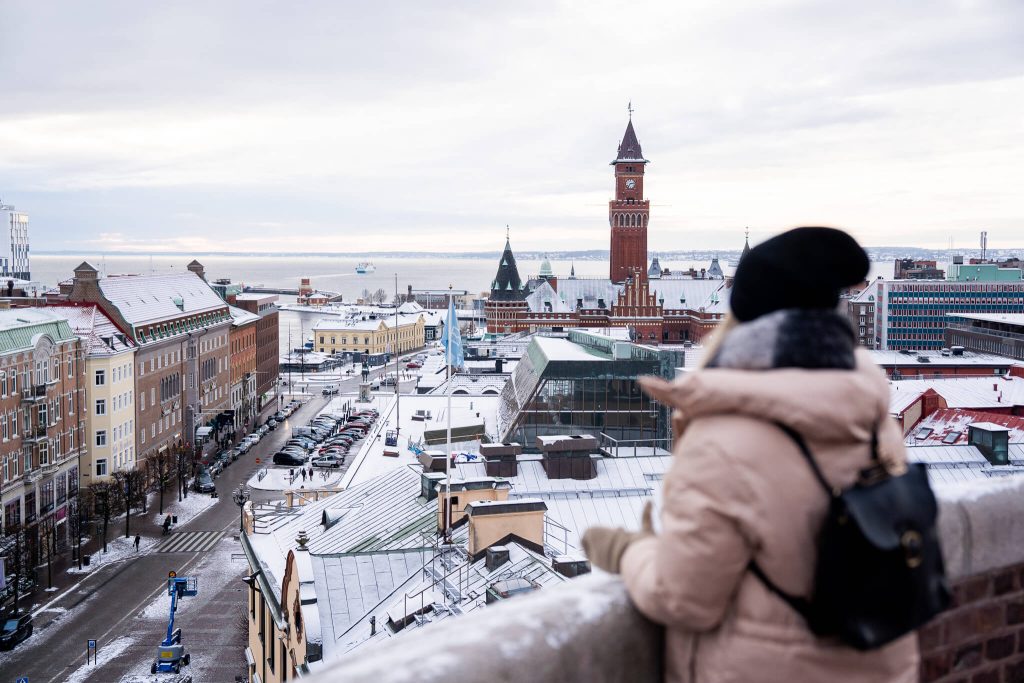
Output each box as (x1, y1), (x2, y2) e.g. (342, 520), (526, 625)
(0, 0), (1021, 253)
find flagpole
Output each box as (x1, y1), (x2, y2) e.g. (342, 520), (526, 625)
(394, 273), (400, 441)
(445, 284), (453, 543)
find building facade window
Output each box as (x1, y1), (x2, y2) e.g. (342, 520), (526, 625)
(96, 399), (106, 416)
(96, 430), (107, 447)
(96, 459), (107, 476)
(95, 369), (106, 386)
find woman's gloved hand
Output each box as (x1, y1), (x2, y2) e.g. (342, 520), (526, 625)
(581, 501), (654, 573)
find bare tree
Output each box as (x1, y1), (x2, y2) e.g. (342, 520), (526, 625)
(372, 288), (387, 305)
(360, 288), (372, 303)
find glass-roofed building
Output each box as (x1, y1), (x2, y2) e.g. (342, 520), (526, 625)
(497, 329), (683, 450)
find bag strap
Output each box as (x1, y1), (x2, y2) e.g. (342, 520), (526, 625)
(773, 421), (834, 497)
(748, 560), (814, 622)
(747, 423), (832, 623)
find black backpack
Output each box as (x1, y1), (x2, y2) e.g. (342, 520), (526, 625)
(749, 422), (951, 650)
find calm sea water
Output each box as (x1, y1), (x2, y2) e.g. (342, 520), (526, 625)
(32, 254), (895, 353)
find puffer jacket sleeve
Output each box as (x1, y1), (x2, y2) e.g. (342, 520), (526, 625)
(620, 435), (760, 631)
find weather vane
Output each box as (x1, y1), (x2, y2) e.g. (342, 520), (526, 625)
(627, 100), (634, 119)
(506, 224), (510, 240)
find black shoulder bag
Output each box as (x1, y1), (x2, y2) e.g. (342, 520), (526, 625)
(749, 422), (951, 650)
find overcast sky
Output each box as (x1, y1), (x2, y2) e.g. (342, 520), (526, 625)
(1, 0), (1021, 254)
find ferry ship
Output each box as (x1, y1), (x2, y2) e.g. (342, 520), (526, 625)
(355, 262), (376, 274)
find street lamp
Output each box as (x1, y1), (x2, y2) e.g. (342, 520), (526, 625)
(232, 486), (251, 533)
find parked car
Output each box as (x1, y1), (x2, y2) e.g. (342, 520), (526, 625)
(258, 425), (269, 436)
(209, 461), (223, 477)
(312, 454), (342, 468)
(273, 452), (305, 466)
(272, 411), (286, 421)
(0, 613), (33, 650)
(267, 419), (278, 430)
(216, 451), (232, 467)
(194, 471), (216, 494)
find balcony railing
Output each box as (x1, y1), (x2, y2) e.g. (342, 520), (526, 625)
(23, 424), (48, 441)
(21, 385), (47, 402)
(946, 322), (1024, 344)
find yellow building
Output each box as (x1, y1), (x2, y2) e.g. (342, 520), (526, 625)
(313, 312), (425, 356)
(62, 305), (138, 483)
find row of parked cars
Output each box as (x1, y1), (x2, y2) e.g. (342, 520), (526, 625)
(272, 408), (380, 469)
(194, 399), (305, 492)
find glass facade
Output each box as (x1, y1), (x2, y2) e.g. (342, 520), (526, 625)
(498, 332), (676, 448)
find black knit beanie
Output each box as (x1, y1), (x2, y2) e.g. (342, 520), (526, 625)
(730, 227), (869, 323)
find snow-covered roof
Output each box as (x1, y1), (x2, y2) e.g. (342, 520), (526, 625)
(98, 272), (226, 326)
(889, 376), (1024, 410)
(56, 304), (136, 356)
(229, 305), (259, 327)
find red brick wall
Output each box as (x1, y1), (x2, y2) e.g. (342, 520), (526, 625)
(918, 562), (1024, 682)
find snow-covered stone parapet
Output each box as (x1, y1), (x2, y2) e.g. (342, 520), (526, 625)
(307, 572), (662, 683)
(303, 479), (1024, 683)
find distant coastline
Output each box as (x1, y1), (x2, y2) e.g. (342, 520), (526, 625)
(33, 247), (1021, 261)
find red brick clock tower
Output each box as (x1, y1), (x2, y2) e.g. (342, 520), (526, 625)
(609, 114), (650, 284)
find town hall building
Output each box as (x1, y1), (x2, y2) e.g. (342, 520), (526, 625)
(484, 115), (734, 344)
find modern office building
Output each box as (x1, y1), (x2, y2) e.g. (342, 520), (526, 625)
(945, 313), (1024, 361)
(0, 201), (30, 280)
(849, 279), (1024, 350)
(496, 329), (681, 448)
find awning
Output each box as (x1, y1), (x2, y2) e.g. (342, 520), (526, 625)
(195, 426), (213, 439)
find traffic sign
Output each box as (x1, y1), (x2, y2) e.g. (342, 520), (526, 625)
(16, 677), (28, 683)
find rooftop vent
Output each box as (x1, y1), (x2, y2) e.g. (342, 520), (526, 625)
(485, 577), (540, 605)
(552, 555), (592, 578)
(172, 296), (184, 311)
(968, 423), (1010, 465)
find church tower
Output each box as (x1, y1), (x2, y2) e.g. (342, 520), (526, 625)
(609, 112), (650, 284)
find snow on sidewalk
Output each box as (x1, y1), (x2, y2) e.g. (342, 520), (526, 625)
(247, 466), (344, 491)
(151, 492), (217, 528)
(67, 535), (159, 574)
(63, 635), (135, 683)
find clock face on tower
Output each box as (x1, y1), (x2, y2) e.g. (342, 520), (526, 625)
(625, 179), (636, 190)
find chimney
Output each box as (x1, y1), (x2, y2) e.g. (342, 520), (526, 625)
(435, 477), (511, 531)
(485, 545), (510, 572)
(495, 358), (504, 374)
(187, 260), (206, 281)
(466, 498), (547, 559)
(480, 442), (520, 478)
(536, 435), (599, 480)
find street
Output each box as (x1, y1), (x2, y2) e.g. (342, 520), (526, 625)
(0, 392), (333, 683)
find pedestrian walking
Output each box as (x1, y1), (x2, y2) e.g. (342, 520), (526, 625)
(134, 534), (141, 552)
(583, 228), (942, 683)
(301, 469), (307, 482)
(308, 466), (314, 479)
(162, 515), (172, 536)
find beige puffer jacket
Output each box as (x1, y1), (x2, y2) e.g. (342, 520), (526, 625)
(621, 350), (918, 683)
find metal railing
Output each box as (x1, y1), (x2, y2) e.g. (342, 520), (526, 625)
(598, 433), (672, 458)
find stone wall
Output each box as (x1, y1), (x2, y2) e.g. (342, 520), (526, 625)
(305, 479), (1024, 683)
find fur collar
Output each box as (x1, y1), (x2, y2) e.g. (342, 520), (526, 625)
(706, 309), (856, 371)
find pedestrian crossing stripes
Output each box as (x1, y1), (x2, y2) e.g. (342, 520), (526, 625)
(154, 530), (225, 553)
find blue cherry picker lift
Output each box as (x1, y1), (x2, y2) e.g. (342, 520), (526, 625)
(151, 571), (198, 674)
